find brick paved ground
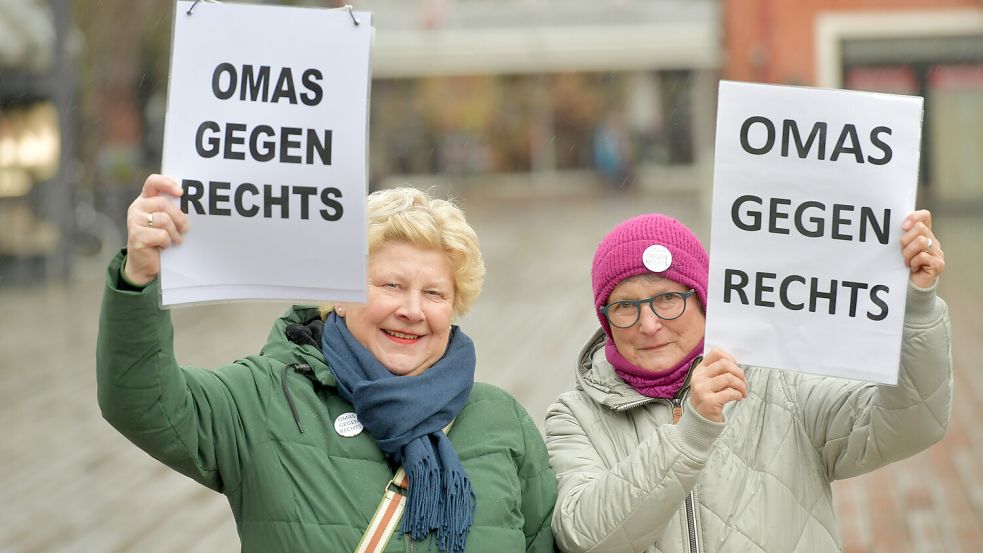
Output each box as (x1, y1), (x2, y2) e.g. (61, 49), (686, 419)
(0, 187), (979, 552)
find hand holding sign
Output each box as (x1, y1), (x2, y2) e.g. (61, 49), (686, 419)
(124, 175), (189, 286)
(689, 348), (748, 422)
(901, 210), (945, 289)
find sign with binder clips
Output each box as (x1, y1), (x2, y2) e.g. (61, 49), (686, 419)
(159, 1), (373, 306)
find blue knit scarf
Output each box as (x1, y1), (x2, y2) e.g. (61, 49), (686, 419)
(321, 313), (476, 553)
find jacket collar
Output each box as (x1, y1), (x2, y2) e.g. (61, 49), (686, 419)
(575, 328), (698, 410)
(259, 305), (337, 387)
(576, 328), (653, 410)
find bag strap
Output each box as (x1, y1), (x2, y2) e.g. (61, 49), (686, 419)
(355, 420), (456, 553)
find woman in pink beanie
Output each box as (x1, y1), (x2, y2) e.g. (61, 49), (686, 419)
(546, 210), (951, 553)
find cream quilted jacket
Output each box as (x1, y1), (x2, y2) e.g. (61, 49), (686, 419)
(546, 283), (952, 553)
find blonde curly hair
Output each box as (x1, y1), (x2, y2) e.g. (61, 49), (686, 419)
(324, 186), (485, 318)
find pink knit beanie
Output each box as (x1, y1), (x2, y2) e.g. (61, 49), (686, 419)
(591, 214), (709, 398)
(592, 214), (709, 337)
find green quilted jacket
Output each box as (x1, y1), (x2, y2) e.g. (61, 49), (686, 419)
(97, 252), (556, 552)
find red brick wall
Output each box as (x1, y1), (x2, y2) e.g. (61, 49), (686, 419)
(723, 0), (983, 85)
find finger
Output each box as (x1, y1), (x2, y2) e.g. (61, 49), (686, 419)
(900, 221), (935, 267)
(140, 174), (184, 200)
(707, 372), (749, 398)
(134, 195), (190, 235)
(149, 211), (185, 245)
(129, 225), (174, 250)
(692, 371), (747, 403)
(908, 249), (945, 278)
(127, 199), (165, 232)
(148, 198), (190, 234)
(135, 194), (179, 215)
(167, 203), (189, 234)
(901, 209), (932, 232)
(716, 387), (746, 406)
(699, 358), (745, 380)
(899, 220), (932, 251)
(127, 210), (176, 249)
(902, 234), (945, 271)
(696, 387), (745, 419)
(700, 347), (738, 368)
(901, 233), (935, 266)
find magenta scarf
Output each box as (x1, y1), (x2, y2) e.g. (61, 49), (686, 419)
(605, 338), (704, 399)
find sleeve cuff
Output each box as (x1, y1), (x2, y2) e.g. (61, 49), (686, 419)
(905, 279), (944, 325)
(672, 399), (725, 461)
(107, 249), (158, 295)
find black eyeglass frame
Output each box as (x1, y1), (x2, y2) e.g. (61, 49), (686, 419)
(598, 289), (696, 329)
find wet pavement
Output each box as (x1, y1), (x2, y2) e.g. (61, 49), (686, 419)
(0, 186), (979, 552)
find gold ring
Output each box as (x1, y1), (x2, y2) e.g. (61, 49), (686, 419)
(147, 212), (154, 228)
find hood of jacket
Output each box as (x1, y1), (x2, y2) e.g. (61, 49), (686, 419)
(259, 305), (338, 388)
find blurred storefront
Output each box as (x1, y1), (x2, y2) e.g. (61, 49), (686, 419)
(365, 0), (720, 193)
(0, 0), (721, 285)
(0, 0), (75, 283)
(724, 0), (983, 209)
(824, 13), (983, 209)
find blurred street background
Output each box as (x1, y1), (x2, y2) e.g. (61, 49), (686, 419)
(1, 0), (982, 552)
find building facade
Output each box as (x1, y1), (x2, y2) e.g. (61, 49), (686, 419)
(364, 0), (721, 194)
(724, 0), (983, 208)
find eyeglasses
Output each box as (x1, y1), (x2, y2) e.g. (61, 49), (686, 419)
(599, 289), (696, 329)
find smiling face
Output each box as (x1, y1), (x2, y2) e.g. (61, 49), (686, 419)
(338, 241), (455, 377)
(607, 275), (705, 373)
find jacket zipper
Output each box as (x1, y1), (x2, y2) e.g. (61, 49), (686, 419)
(615, 392), (702, 552)
(670, 396), (683, 424)
(614, 397), (655, 411)
(667, 396), (700, 553)
(684, 491), (700, 553)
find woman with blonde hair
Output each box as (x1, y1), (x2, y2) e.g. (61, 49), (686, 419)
(98, 175), (556, 552)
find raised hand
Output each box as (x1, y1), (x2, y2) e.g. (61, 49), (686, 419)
(123, 174), (189, 285)
(901, 210), (944, 289)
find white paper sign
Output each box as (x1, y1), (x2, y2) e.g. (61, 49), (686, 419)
(159, 1), (372, 306)
(705, 81), (923, 384)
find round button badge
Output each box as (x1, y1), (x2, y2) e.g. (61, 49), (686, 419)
(334, 412), (364, 437)
(642, 245), (672, 273)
